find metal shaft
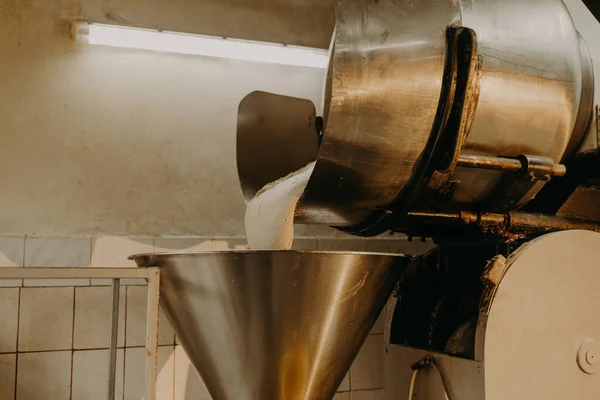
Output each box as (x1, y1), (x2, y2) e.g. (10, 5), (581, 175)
(456, 155), (566, 177)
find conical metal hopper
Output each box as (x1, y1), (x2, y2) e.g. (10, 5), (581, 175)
(130, 250), (410, 400)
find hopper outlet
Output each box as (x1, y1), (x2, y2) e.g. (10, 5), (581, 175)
(130, 250), (410, 400)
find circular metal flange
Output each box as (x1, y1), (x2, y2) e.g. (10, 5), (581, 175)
(476, 230), (600, 400)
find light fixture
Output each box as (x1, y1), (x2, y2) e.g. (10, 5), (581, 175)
(72, 22), (330, 69)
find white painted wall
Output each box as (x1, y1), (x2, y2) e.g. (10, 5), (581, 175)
(0, 1), (328, 236)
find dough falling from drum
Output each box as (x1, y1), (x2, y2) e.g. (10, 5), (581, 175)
(245, 162), (315, 250)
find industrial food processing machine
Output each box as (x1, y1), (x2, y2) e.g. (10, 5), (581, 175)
(134, 0), (600, 399)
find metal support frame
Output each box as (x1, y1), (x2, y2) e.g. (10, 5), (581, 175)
(407, 210), (600, 241)
(0, 267), (160, 400)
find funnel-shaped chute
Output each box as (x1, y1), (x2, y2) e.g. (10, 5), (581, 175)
(131, 250), (410, 400)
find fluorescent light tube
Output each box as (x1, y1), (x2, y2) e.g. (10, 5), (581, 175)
(72, 22), (329, 69)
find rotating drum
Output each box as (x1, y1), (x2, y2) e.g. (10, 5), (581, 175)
(237, 0), (594, 233)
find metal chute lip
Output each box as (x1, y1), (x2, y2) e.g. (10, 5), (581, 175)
(128, 249), (412, 260)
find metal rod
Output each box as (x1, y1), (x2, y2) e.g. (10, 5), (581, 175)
(456, 155), (522, 172)
(108, 278), (120, 400)
(0, 267), (152, 279)
(407, 210), (600, 234)
(145, 269), (160, 400)
(456, 154), (566, 177)
(0, 267), (157, 282)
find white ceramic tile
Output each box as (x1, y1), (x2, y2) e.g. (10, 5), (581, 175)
(157, 347), (175, 400)
(123, 348), (144, 400)
(350, 389), (385, 400)
(72, 349), (124, 400)
(126, 286), (175, 347)
(371, 310), (386, 335)
(174, 345), (211, 400)
(317, 239), (368, 252)
(0, 237), (24, 287)
(18, 287), (74, 352)
(371, 299), (391, 335)
(91, 237), (153, 285)
(291, 238), (318, 250)
(211, 238), (248, 250)
(0, 288), (19, 353)
(350, 334), (385, 390)
(338, 372), (350, 392)
(333, 393), (350, 400)
(74, 286), (126, 349)
(16, 351), (71, 400)
(154, 238), (212, 252)
(365, 239), (412, 255)
(24, 237), (91, 286)
(92, 237), (154, 267)
(124, 346), (174, 400)
(0, 354), (16, 400)
(0, 237), (24, 266)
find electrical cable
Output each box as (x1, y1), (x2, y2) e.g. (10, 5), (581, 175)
(407, 356), (454, 400)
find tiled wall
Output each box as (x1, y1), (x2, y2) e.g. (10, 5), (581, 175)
(0, 235), (431, 400)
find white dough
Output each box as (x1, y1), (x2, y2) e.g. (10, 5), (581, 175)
(245, 162), (316, 250)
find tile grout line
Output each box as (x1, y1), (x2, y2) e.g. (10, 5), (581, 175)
(22, 236), (26, 268)
(172, 344), (177, 400)
(13, 286), (21, 400)
(121, 285), (129, 400)
(89, 237), (93, 286)
(0, 343), (176, 355)
(69, 286), (76, 400)
(19, 236), (26, 287)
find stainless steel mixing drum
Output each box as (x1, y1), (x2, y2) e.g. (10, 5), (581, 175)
(237, 0), (595, 232)
(131, 250), (410, 400)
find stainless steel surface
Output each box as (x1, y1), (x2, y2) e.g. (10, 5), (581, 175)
(238, 0), (594, 228)
(298, 0), (461, 225)
(131, 250), (410, 400)
(237, 91), (320, 201)
(108, 278), (120, 400)
(568, 33), (595, 157)
(451, 0), (589, 205)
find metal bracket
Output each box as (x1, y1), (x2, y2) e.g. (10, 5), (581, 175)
(492, 155), (565, 211)
(341, 26), (482, 236)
